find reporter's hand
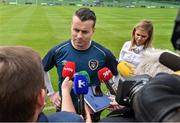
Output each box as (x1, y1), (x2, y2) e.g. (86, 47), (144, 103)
(108, 95), (124, 111)
(84, 104), (93, 123)
(49, 92), (61, 110)
(61, 77), (73, 93)
(61, 77), (76, 113)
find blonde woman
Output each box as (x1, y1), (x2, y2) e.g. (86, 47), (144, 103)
(119, 20), (154, 67)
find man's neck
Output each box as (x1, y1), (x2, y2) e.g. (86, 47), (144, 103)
(71, 40), (92, 50)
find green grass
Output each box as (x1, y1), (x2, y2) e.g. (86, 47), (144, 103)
(0, 5), (178, 118)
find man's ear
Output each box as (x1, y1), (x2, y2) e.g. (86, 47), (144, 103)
(93, 27), (96, 33)
(37, 89), (46, 108)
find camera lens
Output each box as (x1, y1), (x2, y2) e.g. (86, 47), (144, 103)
(115, 74), (151, 107)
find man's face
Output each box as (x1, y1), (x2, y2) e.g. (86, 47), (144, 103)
(71, 15), (95, 50)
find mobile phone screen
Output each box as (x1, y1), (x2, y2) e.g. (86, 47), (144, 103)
(91, 86), (103, 97)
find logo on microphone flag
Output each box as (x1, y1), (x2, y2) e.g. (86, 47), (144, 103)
(74, 75), (89, 94)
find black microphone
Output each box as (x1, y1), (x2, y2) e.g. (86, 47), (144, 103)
(159, 52), (180, 71)
(74, 74), (89, 117)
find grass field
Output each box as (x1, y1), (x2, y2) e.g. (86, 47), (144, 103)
(0, 4), (179, 118)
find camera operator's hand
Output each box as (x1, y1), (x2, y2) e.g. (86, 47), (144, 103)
(108, 95), (124, 111)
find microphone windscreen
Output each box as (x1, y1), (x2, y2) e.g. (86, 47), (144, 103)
(62, 61), (75, 79)
(74, 75), (89, 95)
(159, 52), (180, 71)
(117, 61), (135, 77)
(98, 67), (113, 81)
(78, 71), (91, 85)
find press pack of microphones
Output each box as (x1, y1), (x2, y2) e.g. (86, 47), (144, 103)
(62, 61), (88, 117)
(61, 61), (118, 117)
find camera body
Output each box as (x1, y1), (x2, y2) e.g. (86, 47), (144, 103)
(115, 74), (151, 107)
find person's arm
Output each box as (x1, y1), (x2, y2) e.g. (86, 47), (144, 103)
(119, 41), (130, 62)
(119, 42), (141, 66)
(44, 71), (54, 96)
(107, 95), (124, 111)
(120, 50), (139, 66)
(61, 77), (76, 113)
(112, 74), (121, 91)
(44, 71), (61, 108)
(84, 104), (92, 123)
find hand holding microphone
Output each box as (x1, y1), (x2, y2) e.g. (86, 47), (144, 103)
(58, 61), (75, 111)
(98, 67), (116, 95)
(61, 77), (73, 93)
(61, 61), (76, 97)
(74, 74), (89, 117)
(61, 76), (77, 113)
(77, 71), (91, 85)
(62, 61), (76, 79)
(117, 61), (135, 77)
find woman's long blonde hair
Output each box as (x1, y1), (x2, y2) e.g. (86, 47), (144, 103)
(130, 20), (154, 50)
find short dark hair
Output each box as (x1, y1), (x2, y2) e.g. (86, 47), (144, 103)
(0, 46), (44, 121)
(75, 8), (96, 27)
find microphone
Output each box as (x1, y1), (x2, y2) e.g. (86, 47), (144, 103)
(117, 61), (135, 77)
(159, 52), (180, 71)
(74, 74), (89, 117)
(78, 71), (103, 96)
(78, 70), (92, 86)
(98, 67), (116, 95)
(62, 61), (75, 79)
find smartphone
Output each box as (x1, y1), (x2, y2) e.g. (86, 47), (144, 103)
(91, 85), (103, 97)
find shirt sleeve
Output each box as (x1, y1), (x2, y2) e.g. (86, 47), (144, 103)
(119, 41), (130, 62)
(42, 46), (57, 71)
(119, 42), (140, 66)
(44, 71), (54, 96)
(105, 49), (118, 76)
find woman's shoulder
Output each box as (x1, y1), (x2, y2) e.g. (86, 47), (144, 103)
(122, 41), (131, 48)
(124, 41), (131, 45)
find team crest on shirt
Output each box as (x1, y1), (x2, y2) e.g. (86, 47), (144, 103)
(89, 60), (99, 70)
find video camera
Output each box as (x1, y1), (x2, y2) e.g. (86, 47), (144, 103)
(115, 74), (151, 107)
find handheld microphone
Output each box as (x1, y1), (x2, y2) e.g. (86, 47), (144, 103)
(117, 61), (135, 77)
(74, 74), (89, 117)
(78, 71), (91, 85)
(62, 61), (75, 79)
(98, 67), (116, 95)
(159, 52), (180, 71)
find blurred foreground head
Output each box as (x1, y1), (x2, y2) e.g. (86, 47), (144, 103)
(0, 46), (45, 121)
